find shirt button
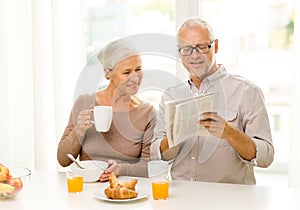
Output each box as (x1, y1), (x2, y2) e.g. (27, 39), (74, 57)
(192, 156), (195, 160)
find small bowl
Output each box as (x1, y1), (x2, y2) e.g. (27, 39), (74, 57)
(0, 167), (31, 200)
(71, 160), (108, 183)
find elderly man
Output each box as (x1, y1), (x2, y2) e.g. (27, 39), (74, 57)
(151, 17), (274, 185)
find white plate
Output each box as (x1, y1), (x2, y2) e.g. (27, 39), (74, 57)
(93, 191), (148, 202)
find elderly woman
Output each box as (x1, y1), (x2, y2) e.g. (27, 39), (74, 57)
(57, 38), (156, 181)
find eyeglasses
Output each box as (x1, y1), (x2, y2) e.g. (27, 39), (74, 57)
(178, 40), (215, 56)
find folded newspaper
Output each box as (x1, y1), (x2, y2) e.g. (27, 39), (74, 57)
(165, 92), (219, 147)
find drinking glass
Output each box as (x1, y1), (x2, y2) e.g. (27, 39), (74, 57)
(66, 171), (83, 193)
(148, 160), (169, 200)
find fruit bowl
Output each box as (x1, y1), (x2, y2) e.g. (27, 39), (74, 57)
(0, 167), (31, 200)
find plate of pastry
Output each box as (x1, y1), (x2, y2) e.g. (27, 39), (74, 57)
(93, 191), (148, 202)
(93, 173), (148, 202)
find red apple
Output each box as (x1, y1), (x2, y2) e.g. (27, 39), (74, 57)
(5, 177), (23, 194)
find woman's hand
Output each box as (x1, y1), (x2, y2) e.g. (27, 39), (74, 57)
(99, 159), (121, 182)
(74, 104), (94, 138)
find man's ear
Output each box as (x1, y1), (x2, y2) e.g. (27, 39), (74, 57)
(214, 39), (219, 54)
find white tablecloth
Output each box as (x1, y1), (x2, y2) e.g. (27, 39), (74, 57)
(1, 170), (300, 210)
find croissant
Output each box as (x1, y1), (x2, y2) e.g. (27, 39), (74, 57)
(104, 173), (138, 199)
(104, 186), (138, 199)
(109, 173), (137, 190)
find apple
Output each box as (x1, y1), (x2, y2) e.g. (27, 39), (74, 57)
(5, 177), (23, 194)
(0, 164), (10, 181)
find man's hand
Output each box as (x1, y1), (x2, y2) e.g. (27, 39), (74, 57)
(160, 136), (169, 153)
(199, 112), (226, 138)
(199, 112), (256, 161)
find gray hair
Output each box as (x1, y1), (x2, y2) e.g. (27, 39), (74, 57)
(97, 38), (139, 71)
(177, 17), (215, 41)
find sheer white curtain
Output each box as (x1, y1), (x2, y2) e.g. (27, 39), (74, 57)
(289, 0), (300, 187)
(0, 0), (85, 171)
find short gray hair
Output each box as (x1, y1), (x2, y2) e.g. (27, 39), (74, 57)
(177, 17), (215, 41)
(97, 38), (139, 70)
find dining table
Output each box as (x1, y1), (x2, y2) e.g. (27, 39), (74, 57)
(1, 170), (300, 210)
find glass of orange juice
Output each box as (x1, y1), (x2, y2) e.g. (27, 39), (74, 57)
(148, 160), (169, 200)
(152, 179), (169, 200)
(66, 171), (83, 193)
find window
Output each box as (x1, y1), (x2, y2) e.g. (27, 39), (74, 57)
(201, 0), (295, 172)
(81, 0), (295, 173)
(80, 0), (177, 106)
(82, 0), (175, 59)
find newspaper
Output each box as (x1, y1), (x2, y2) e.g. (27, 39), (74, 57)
(164, 92), (219, 147)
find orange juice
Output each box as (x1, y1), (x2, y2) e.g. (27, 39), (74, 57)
(67, 176), (83, 193)
(152, 180), (169, 200)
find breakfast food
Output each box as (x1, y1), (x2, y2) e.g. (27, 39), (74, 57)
(0, 164), (10, 182)
(0, 183), (14, 194)
(5, 177), (23, 194)
(0, 163), (23, 195)
(108, 172), (137, 190)
(104, 173), (138, 199)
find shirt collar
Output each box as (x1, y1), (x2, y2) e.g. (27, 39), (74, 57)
(187, 65), (226, 89)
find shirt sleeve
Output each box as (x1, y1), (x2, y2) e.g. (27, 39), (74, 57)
(57, 103), (84, 167)
(239, 86), (274, 167)
(57, 94), (94, 167)
(150, 96), (167, 160)
(150, 90), (183, 161)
